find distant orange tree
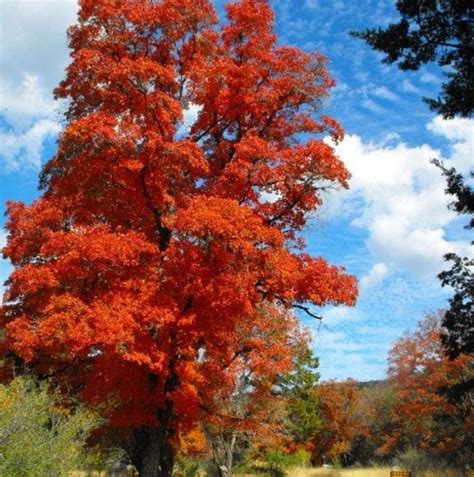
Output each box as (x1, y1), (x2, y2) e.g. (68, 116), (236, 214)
(311, 379), (369, 466)
(381, 313), (473, 464)
(0, 0), (356, 476)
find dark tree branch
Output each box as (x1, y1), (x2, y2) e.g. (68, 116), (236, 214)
(292, 304), (323, 320)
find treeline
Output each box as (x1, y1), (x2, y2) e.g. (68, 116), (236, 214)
(308, 313), (473, 469)
(1, 313), (472, 476)
(177, 312), (473, 475)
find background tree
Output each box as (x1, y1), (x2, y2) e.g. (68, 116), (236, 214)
(311, 380), (368, 467)
(433, 160), (474, 365)
(352, 380), (397, 466)
(352, 0), (474, 118)
(202, 311), (298, 477)
(381, 313), (473, 466)
(278, 345), (322, 448)
(0, 0), (357, 475)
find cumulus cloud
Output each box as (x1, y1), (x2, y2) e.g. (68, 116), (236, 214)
(0, 74), (60, 130)
(0, 73), (63, 171)
(0, 1), (78, 172)
(0, 72), (63, 170)
(427, 116), (474, 172)
(0, 1), (77, 92)
(0, 118), (62, 171)
(327, 116), (473, 278)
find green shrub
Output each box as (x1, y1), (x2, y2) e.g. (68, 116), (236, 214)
(174, 457), (201, 477)
(0, 376), (102, 476)
(393, 448), (448, 473)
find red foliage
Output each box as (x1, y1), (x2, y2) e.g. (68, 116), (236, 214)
(311, 380), (368, 465)
(380, 313), (472, 456)
(0, 0), (356, 449)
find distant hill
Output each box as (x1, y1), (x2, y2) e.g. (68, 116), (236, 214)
(357, 379), (389, 389)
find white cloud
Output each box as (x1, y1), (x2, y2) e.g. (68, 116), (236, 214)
(0, 118), (62, 171)
(326, 116), (473, 278)
(0, 1), (77, 92)
(420, 72), (439, 84)
(322, 306), (363, 326)
(0, 73), (63, 170)
(0, 1), (78, 171)
(361, 98), (386, 114)
(311, 325), (389, 381)
(0, 74), (60, 129)
(428, 116), (474, 172)
(373, 85), (399, 102)
(359, 262), (389, 292)
(401, 79), (421, 94)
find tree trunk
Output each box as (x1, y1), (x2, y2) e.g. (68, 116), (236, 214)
(209, 431), (236, 477)
(218, 464), (232, 477)
(132, 426), (174, 477)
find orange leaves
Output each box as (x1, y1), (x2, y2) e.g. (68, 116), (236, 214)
(175, 196), (283, 249)
(294, 255), (358, 306)
(311, 380), (367, 464)
(6, 226), (158, 304)
(223, 0), (276, 55)
(3, 199), (66, 266)
(179, 428), (209, 457)
(383, 313), (472, 456)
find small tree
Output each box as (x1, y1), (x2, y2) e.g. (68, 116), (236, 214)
(278, 345), (321, 447)
(203, 310), (300, 477)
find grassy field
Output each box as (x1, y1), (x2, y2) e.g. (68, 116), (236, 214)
(287, 467), (463, 477)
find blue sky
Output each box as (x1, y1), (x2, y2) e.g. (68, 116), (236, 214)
(0, 0), (472, 381)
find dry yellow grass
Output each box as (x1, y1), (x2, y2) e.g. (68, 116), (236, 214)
(289, 468), (389, 477)
(288, 467), (462, 477)
(70, 473), (108, 477)
(70, 466), (463, 477)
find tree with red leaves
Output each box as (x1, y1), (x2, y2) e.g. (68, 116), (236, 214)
(381, 313), (473, 465)
(0, 1), (356, 475)
(311, 380), (368, 466)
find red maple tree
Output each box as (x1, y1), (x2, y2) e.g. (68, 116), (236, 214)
(0, 1), (356, 475)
